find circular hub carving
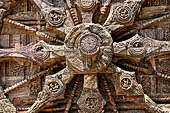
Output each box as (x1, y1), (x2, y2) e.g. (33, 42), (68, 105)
(46, 8), (65, 27)
(65, 23), (113, 73)
(115, 5), (132, 24)
(79, 33), (101, 55)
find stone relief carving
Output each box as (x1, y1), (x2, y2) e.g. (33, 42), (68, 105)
(75, 0), (98, 11)
(0, 40), (65, 65)
(65, 23), (113, 72)
(0, 87), (16, 113)
(0, 0), (170, 113)
(27, 68), (74, 113)
(104, 0), (144, 26)
(144, 94), (169, 113)
(114, 34), (170, 59)
(77, 75), (106, 113)
(40, 0), (66, 27)
(112, 67), (144, 96)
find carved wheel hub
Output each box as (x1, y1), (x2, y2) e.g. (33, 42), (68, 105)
(79, 33), (101, 55)
(2, 0), (169, 113)
(65, 23), (113, 73)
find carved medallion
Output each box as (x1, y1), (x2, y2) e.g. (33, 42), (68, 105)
(120, 74), (133, 90)
(78, 0), (97, 11)
(45, 75), (65, 98)
(65, 23), (113, 73)
(79, 33), (101, 55)
(77, 88), (106, 113)
(46, 8), (65, 27)
(115, 5), (133, 24)
(33, 41), (50, 61)
(48, 81), (61, 93)
(128, 40), (146, 57)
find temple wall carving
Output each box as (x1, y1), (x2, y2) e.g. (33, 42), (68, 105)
(0, 0), (170, 113)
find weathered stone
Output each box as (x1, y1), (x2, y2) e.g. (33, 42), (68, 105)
(0, 0), (169, 113)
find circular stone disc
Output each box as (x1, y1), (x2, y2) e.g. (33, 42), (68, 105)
(79, 33), (101, 55)
(46, 8), (65, 27)
(64, 23), (113, 73)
